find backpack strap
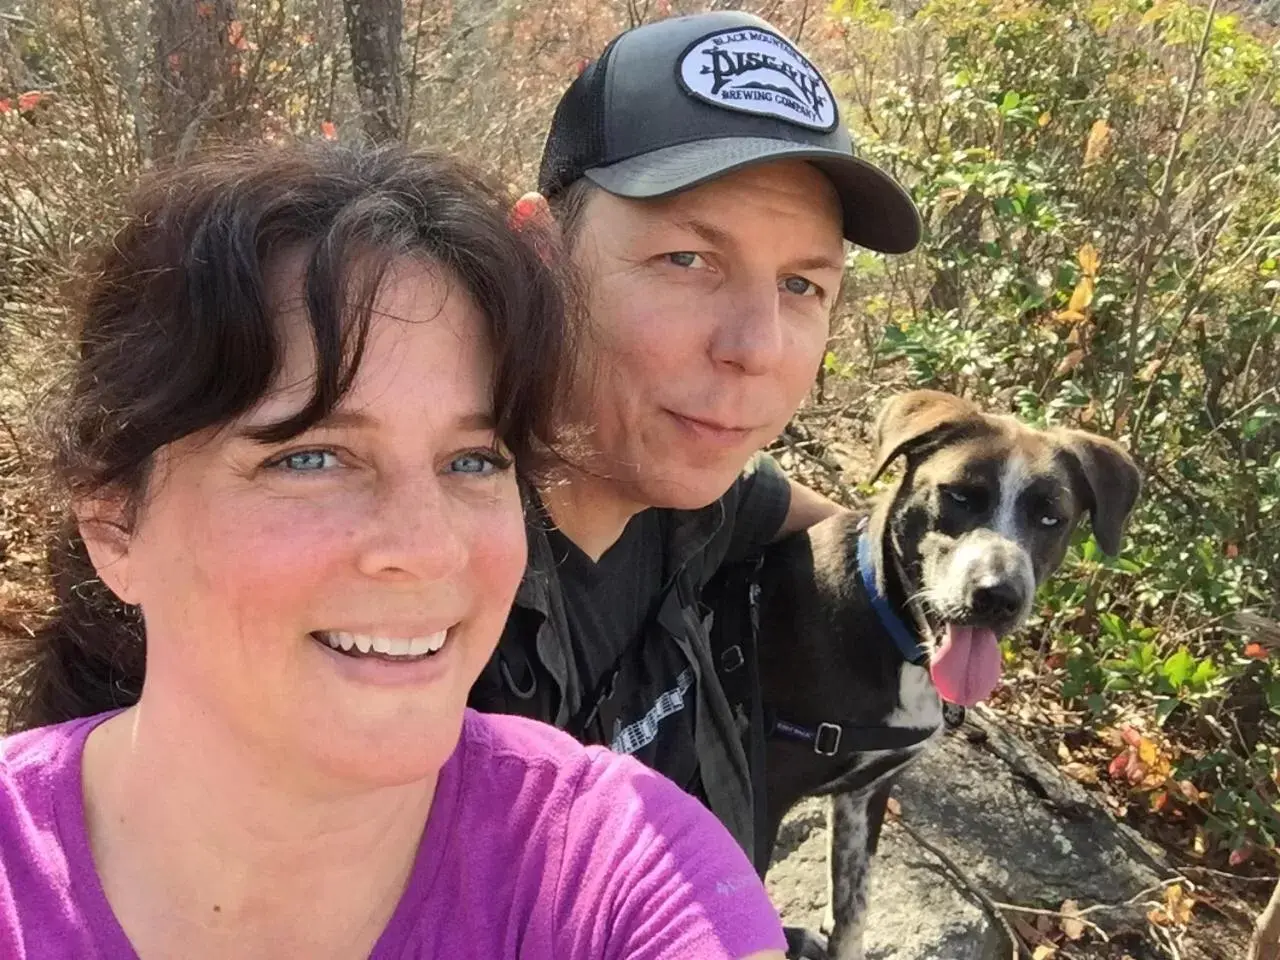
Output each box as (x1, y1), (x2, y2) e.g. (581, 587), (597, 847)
(706, 552), (771, 877)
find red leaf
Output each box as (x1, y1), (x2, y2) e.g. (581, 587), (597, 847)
(1108, 752), (1129, 779)
(1225, 541), (1239, 559)
(228, 20), (248, 50)
(17, 91), (43, 112)
(1121, 726), (1143, 748)
(320, 120), (337, 141)
(1229, 846), (1253, 867)
(574, 57), (590, 76)
(1245, 642), (1269, 661)
(1150, 791), (1169, 812)
(0, 98), (10, 114)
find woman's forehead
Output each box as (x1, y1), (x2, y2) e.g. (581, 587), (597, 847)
(254, 261), (493, 424)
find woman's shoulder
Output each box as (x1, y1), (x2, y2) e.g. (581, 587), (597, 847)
(459, 710), (740, 861)
(1, 714), (110, 782)
(462, 709), (666, 796)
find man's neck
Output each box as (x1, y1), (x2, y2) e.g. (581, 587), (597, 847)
(540, 469), (647, 561)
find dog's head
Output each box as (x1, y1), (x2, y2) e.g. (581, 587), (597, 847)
(871, 390), (1141, 706)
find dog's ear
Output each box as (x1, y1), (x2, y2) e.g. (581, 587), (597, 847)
(872, 390), (983, 482)
(1054, 430), (1142, 556)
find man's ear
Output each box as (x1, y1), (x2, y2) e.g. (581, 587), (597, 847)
(872, 390), (983, 482)
(72, 497), (139, 606)
(1053, 429), (1142, 556)
(509, 192), (559, 262)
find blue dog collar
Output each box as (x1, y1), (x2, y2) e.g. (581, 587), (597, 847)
(857, 531), (928, 665)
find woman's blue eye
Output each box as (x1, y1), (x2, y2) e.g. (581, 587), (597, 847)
(449, 450), (510, 475)
(277, 450), (339, 472)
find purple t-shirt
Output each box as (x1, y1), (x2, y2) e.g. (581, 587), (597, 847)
(0, 709), (785, 959)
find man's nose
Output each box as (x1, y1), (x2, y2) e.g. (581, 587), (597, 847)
(355, 478), (468, 582)
(708, 281), (785, 376)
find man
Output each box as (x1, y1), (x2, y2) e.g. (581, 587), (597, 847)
(470, 10), (920, 870)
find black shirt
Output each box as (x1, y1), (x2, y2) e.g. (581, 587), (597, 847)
(546, 511), (665, 691)
(469, 453), (793, 858)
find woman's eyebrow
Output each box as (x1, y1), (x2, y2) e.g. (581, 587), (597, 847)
(235, 408), (497, 437)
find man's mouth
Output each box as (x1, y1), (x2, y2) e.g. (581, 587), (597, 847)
(310, 630), (450, 663)
(928, 623), (1003, 708)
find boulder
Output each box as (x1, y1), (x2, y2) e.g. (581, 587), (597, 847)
(765, 708), (1172, 958)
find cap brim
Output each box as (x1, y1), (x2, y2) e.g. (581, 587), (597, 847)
(583, 137), (921, 254)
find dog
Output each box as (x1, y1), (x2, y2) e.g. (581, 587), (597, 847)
(755, 390), (1141, 960)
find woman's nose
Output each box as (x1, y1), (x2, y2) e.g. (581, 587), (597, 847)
(354, 479), (468, 582)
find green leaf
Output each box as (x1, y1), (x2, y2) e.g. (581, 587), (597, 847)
(1162, 648), (1195, 690)
(1189, 659), (1218, 690)
(1103, 675), (1133, 692)
(1098, 612), (1126, 640)
(1264, 680), (1280, 715)
(1154, 697), (1181, 726)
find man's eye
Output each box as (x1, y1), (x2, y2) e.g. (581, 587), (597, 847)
(449, 449), (512, 475)
(665, 252), (709, 269)
(270, 449), (340, 472)
(781, 275), (821, 297)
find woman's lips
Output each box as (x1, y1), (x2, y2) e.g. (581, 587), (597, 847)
(666, 410), (756, 448)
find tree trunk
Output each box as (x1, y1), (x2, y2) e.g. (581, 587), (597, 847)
(1249, 876), (1280, 960)
(148, 0), (243, 160)
(343, 0), (404, 143)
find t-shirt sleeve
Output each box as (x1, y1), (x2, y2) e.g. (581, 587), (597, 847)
(709, 452), (792, 575)
(555, 751), (786, 960)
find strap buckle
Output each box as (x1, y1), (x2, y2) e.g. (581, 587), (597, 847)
(814, 722), (842, 756)
(720, 644), (745, 672)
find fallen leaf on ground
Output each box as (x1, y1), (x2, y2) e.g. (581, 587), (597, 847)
(1147, 883), (1194, 926)
(1060, 899), (1086, 940)
(1062, 761), (1099, 784)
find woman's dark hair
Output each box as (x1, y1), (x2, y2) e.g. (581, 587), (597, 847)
(4, 141), (572, 732)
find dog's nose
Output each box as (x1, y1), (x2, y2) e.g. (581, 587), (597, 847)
(970, 580), (1023, 621)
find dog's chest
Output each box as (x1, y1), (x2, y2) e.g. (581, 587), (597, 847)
(814, 664), (943, 797)
(886, 664), (944, 731)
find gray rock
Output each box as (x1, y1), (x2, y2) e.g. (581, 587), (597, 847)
(765, 709), (1172, 959)
(863, 823), (1006, 960)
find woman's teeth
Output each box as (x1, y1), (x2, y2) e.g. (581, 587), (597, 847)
(315, 631), (448, 658)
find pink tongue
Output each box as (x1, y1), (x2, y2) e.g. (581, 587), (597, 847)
(929, 624), (1003, 707)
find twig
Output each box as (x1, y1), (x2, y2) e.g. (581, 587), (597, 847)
(988, 901), (1110, 942)
(0, 412), (27, 468)
(892, 817), (1033, 960)
(1116, 0), (1220, 431)
(1182, 865), (1279, 884)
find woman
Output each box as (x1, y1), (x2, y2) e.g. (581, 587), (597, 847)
(0, 144), (787, 960)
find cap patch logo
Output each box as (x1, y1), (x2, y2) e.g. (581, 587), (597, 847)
(677, 27), (838, 132)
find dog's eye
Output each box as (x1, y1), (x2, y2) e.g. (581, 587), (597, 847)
(1038, 513), (1062, 528)
(942, 486), (983, 509)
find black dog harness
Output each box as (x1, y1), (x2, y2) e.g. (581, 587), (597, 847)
(711, 527), (966, 874)
(760, 532), (960, 759)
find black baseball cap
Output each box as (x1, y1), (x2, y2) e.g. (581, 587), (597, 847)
(537, 11), (921, 254)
